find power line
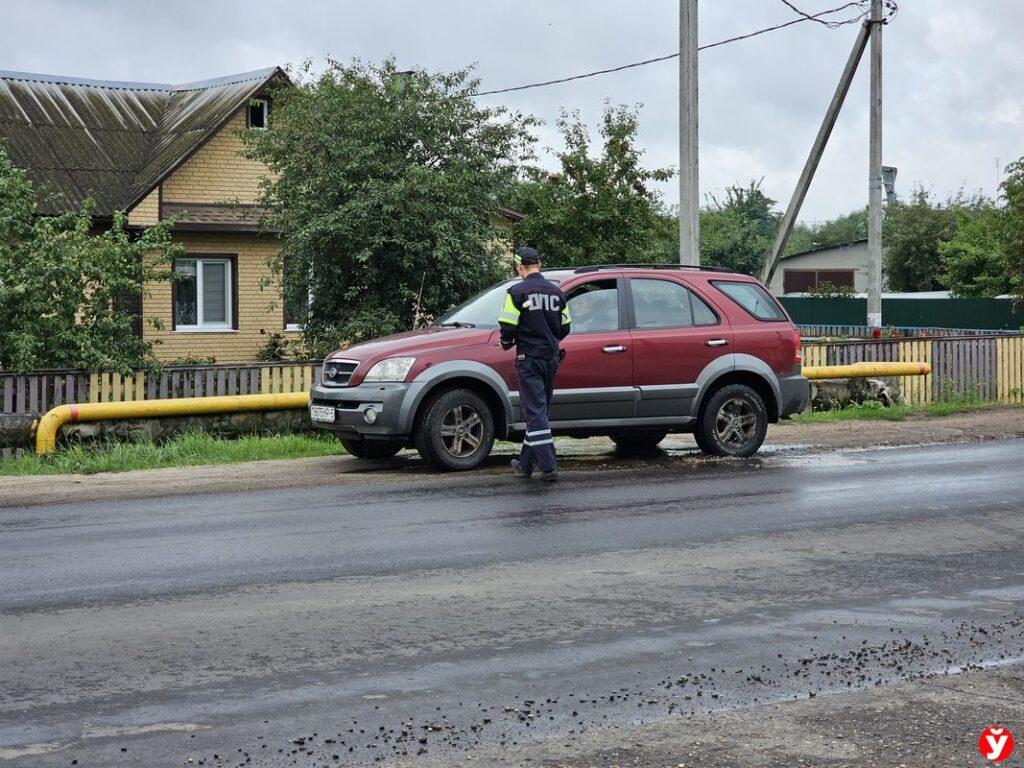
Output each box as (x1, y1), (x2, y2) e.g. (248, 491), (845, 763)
(472, 1), (887, 98)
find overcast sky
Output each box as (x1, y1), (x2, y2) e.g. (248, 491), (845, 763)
(4, 0), (1021, 221)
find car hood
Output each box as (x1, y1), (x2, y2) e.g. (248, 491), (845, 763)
(327, 326), (493, 363)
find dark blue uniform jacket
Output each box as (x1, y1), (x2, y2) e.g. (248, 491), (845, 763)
(498, 272), (571, 358)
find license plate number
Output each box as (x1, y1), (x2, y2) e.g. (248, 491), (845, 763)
(310, 405), (336, 423)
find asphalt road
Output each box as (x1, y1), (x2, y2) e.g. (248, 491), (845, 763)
(3, 439), (1024, 767)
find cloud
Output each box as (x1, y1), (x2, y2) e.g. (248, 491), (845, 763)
(2, 0), (1020, 220)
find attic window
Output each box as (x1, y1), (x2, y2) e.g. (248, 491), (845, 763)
(247, 98), (269, 130)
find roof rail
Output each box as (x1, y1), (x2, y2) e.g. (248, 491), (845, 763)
(572, 263), (734, 274)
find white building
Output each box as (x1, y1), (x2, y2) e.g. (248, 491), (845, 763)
(768, 239), (869, 295)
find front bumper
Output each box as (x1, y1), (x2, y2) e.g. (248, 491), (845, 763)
(309, 380), (417, 440)
(778, 373), (810, 418)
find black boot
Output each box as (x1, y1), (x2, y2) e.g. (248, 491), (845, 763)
(510, 458), (532, 478)
(539, 470), (559, 482)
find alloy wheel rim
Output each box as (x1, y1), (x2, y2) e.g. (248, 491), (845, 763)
(715, 397), (757, 448)
(440, 404), (484, 457)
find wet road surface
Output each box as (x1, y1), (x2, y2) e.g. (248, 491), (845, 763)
(2, 439), (1024, 766)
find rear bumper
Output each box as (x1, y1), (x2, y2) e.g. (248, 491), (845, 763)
(778, 373), (810, 419)
(309, 381), (416, 440)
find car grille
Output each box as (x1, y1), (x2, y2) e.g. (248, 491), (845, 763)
(322, 359), (359, 386)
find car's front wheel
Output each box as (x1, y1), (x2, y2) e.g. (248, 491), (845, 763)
(697, 384), (768, 458)
(339, 437), (403, 460)
(414, 388), (495, 471)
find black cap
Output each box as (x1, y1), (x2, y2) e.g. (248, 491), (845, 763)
(514, 246), (541, 265)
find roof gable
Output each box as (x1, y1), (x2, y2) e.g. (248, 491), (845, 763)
(0, 66), (285, 215)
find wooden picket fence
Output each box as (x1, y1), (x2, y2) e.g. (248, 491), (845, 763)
(802, 334), (1024, 406)
(0, 361), (322, 416)
(2, 334), (1023, 416)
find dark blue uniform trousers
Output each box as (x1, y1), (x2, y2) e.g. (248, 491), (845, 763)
(516, 354), (560, 474)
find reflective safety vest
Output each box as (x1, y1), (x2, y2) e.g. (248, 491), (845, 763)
(498, 272), (571, 357)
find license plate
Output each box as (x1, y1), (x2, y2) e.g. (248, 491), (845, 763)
(310, 405), (336, 423)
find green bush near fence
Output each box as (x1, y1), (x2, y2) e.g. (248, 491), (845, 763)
(781, 296), (1024, 331)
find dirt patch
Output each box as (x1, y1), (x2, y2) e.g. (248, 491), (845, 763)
(2, 407), (1023, 508)
(429, 665), (1024, 768)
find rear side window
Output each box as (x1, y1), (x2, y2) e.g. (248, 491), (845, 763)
(630, 278), (719, 329)
(712, 281), (787, 322)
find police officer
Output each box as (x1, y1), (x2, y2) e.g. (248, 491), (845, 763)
(498, 246), (571, 481)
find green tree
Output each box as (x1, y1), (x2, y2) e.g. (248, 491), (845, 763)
(939, 205), (1006, 297)
(882, 187), (984, 292)
(244, 59), (537, 351)
(999, 158), (1024, 298)
(699, 181), (779, 275)
(0, 145), (180, 372)
(510, 104), (673, 268)
(786, 207), (867, 255)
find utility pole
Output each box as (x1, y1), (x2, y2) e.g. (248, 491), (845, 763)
(866, 0), (883, 327)
(760, 21), (870, 287)
(679, 0), (699, 265)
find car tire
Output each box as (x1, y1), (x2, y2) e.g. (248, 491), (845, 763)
(691, 424), (713, 455)
(697, 384), (768, 458)
(414, 388), (495, 471)
(339, 437), (403, 460)
(609, 429), (669, 454)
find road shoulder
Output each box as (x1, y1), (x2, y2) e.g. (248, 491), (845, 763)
(418, 665), (1024, 768)
(3, 407), (1023, 508)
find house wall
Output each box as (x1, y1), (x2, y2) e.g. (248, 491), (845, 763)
(769, 242), (871, 295)
(143, 232), (297, 363)
(127, 188), (161, 227)
(140, 107), (300, 363)
(161, 109), (267, 206)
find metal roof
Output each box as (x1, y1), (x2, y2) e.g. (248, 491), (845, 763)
(782, 238), (869, 261)
(0, 66), (285, 215)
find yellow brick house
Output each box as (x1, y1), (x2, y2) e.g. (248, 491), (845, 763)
(0, 66), (299, 362)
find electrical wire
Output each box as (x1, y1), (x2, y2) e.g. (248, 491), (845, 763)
(472, 1), (893, 97)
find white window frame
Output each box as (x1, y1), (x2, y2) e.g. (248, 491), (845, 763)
(247, 98), (269, 130)
(174, 257), (233, 332)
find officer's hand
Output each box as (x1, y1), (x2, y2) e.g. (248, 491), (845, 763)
(558, 348), (567, 362)
(500, 340), (514, 351)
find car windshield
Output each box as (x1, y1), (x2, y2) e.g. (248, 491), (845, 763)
(434, 272), (572, 329)
(434, 281), (516, 329)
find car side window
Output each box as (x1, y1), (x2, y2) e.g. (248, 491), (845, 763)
(690, 290), (719, 326)
(712, 280), (787, 321)
(565, 279), (620, 332)
(630, 278), (718, 329)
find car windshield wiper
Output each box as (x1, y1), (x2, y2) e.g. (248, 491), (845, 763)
(438, 321), (476, 328)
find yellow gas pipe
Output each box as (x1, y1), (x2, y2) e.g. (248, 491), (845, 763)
(35, 392), (310, 454)
(803, 361), (931, 380)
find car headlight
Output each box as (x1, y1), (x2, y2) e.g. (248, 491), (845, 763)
(363, 356), (416, 382)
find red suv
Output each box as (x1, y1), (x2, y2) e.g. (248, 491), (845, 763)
(309, 265), (809, 470)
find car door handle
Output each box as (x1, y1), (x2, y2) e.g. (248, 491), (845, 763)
(705, 339), (729, 347)
(602, 345), (627, 353)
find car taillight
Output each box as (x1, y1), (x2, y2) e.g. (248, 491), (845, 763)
(791, 329), (803, 364)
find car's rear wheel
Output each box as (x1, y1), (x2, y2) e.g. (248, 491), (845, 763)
(609, 429), (669, 454)
(414, 388), (495, 471)
(697, 384), (768, 458)
(339, 437), (403, 460)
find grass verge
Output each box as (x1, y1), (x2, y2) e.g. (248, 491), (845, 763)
(786, 398), (1009, 425)
(0, 432), (346, 476)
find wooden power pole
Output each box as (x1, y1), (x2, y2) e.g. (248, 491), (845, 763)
(866, 0), (884, 327)
(679, 0), (699, 265)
